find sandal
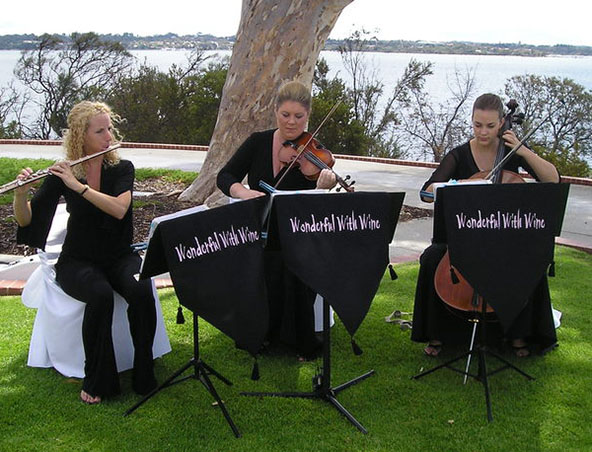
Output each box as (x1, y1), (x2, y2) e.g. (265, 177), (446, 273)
(385, 310), (412, 322)
(424, 342), (442, 357)
(511, 343), (530, 358)
(386, 318), (413, 330)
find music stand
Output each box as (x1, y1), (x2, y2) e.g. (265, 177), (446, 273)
(241, 297), (374, 434)
(413, 183), (569, 422)
(123, 204), (258, 438)
(240, 191), (403, 434)
(124, 310), (241, 437)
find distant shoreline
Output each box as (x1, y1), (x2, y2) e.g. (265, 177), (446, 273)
(1, 33), (591, 57)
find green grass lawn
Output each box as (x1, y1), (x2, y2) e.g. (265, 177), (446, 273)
(1, 246), (590, 452)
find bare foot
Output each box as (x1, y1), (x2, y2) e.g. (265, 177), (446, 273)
(80, 390), (101, 405)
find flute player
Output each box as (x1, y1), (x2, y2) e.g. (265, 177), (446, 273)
(13, 101), (158, 404)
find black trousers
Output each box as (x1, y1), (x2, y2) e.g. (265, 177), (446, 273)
(56, 253), (157, 398)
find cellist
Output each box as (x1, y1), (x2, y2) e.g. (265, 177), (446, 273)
(411, 93), (560, 357)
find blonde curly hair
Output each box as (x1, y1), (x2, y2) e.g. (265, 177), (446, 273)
(62, 101), (122, 179)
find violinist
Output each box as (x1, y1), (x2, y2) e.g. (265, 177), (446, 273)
(411, 93), (560, 358)
(217, 80), (336, 359)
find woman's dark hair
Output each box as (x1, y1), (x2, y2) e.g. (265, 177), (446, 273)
(472, 93), (504, 120)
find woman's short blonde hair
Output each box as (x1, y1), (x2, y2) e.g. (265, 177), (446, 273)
(275, 81), (312, 112)
(62, 101), (122, 178)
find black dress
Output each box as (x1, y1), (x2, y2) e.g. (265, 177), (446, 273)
(18, 160), (157, 397)
(411, 142), (558, 352)
(217, 129), (322, 358)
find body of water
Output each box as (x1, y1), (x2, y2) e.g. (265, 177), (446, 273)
(3, 48), (592, 95)
(132, 49), (592, 102)
(2, 48), (591, 142)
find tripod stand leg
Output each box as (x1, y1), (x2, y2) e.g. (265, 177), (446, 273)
(125, 313), (241, 437)
(477, 346), (494, 422)
(124, 359), (194, 416)
(412, 351), (470, 379)
(241, 298), (372, 433)
(332, 370), (375, 394)
(197, 362), (241, 438)
(485, 349), (535, 380)
(325, 393), (368, 434)
(201, 360), (233, 386)
(464, 321), (478, 385)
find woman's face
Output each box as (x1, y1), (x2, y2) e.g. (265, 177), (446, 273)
(472, 108), (503, 148)
(83, 113), (113, 155)
(275, 100), (309, 141)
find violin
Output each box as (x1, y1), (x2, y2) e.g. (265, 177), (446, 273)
(434, 100), (525, 313)
(278, 132), (355, 192)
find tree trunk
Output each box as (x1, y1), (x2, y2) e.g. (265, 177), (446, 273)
(179, 0), (354, 204)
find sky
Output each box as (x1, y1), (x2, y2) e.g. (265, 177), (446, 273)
(1, 0), (589, 47)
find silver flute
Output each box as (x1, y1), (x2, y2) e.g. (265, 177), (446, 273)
(0, 143), (122, 195)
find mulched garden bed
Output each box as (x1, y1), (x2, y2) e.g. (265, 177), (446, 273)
(0, 178), (432, 256)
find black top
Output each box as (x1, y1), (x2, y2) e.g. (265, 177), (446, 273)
(217, 129), (317, 196)
(17, 159), (135, 266)
(420, 141), (542, 198)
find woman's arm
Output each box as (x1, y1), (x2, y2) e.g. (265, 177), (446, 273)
(48, 161), (131, 219)
(229, 182), (266, 199)
(79, 185), (131, 220)
(14, 171), (62, 250)
(420, 149), (461, 203)
(217, 133), (267, 199)
(502, 130), (560, 183)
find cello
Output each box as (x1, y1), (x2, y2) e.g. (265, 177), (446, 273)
(433, 100), (525, 313)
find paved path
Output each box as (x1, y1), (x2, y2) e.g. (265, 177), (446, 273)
(1, 142), (590, 293)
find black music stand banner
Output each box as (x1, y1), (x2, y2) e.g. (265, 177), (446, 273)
(439, 183), (569, 330)
(271, 192), (404, 337)
(140, 199), (268, 356)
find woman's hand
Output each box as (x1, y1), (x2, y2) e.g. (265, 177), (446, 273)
(502, 129), (560, 182)
(15, 167), (34, 195)
(241, 189), (266, 199)
(316, 169), (337, 190)
(229, 182), (265, 200)
(48, 161), (86, 193)
(501, 130), (529, 156)
(13, 167), (34, 226)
